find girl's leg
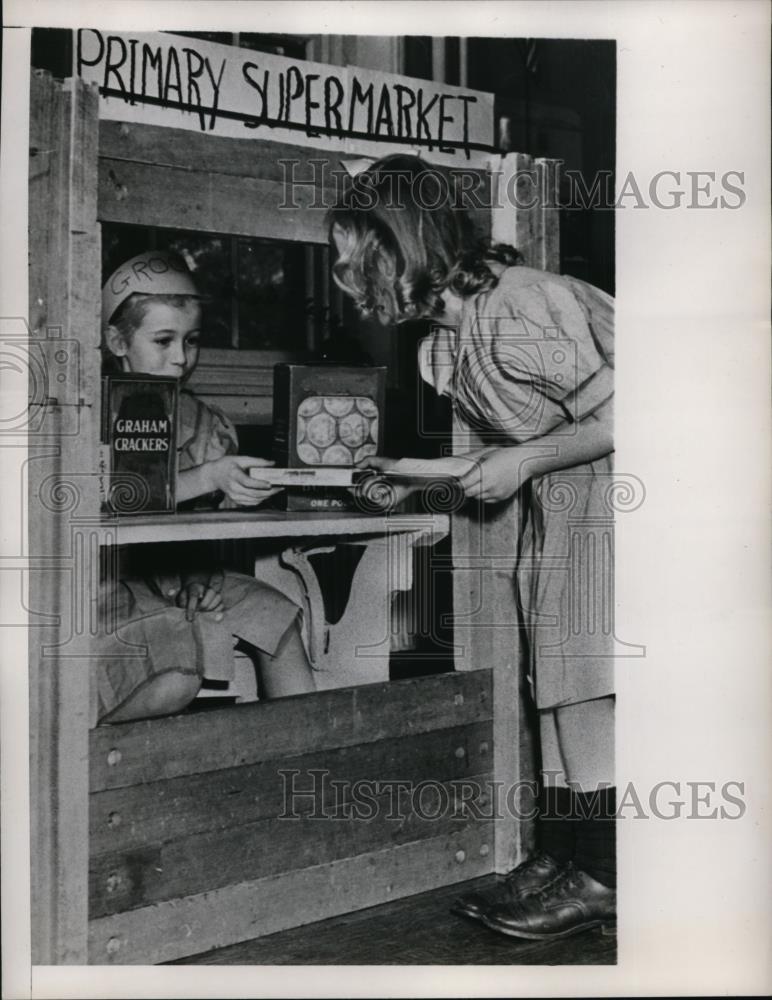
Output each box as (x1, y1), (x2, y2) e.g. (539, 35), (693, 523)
(555, 694), (617, 891)
(537, 710), (575, 864)
(539, 709), (568, 788)
(554, 695), (615, 790)
(255, 621), (315, 698)
(478, 696), (617, 939)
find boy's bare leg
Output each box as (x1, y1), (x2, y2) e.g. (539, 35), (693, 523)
(101, 671), (202, 724)
(256, 623), (316, 698)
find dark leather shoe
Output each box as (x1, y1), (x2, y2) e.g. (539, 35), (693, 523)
(450, 852), (562, 923)
(481, 862), (616, 940)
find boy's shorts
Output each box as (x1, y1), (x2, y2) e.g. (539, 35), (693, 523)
(91, 571), (301, 726)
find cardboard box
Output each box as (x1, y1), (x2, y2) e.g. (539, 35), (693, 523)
(100, 373), (178, 514)
(272, 364), (386, 512)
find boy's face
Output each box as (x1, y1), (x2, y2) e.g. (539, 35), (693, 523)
(112, 301), (202, 380)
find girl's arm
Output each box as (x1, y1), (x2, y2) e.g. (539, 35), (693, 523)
(357, 398), (612, 508)
(460, 397), (613, 502)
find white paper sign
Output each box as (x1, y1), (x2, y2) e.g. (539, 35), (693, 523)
(75, 28), (494, 166)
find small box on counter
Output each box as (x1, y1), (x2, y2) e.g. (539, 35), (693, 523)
(100, 373), (178, 514)
(271, 364), (386, 512)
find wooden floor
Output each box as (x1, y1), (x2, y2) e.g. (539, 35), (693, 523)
(176, 875), (617, 966)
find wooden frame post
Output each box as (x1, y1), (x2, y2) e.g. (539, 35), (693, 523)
(451, 151), (560, 872)
(28, 72), (101, 963)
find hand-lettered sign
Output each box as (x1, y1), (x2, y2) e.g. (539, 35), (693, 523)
(76, 29), (494, 165)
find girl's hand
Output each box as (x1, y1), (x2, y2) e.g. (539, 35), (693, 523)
(205, 456), (280, 507)
(459, 447), (528, 503)
(355, 455), (398, 473)
(177, 570), (225, 622)
(354, 455), (416, 511)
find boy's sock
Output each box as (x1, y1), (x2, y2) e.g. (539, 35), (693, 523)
(537, 784), (576, 864)
(572, 785), (617, 889)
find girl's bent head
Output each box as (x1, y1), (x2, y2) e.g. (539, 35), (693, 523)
(328, 154), (520, 324)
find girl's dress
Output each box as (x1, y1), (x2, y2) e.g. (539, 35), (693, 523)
(92, 390), (301, 726)
(418, 265), (615, 709)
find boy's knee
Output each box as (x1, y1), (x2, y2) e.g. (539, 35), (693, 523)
(101, 670), (202, 724)
(144, 671), (202, 715)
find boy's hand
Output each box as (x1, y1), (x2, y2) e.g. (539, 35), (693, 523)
(177, 570), (225, 622)
(205, 456), (280, 507)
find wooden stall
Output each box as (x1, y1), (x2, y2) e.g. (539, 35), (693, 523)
(27, 34), (559, 964)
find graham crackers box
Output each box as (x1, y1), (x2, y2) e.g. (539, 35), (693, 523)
(272, 364), (386, 512)
(100, 373), (178, 514)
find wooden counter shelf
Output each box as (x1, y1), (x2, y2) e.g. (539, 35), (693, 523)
(95, 510), (450, 546)
(93, 510), (451, 694)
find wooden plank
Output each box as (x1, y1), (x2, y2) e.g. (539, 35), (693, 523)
(88, 822), (492, 964)
(189, 350), (313, 425)
(98, 120), (350, 186)
(492, 656), (519, 874)
(512, 151), (538, 265)
(188, 359), (274, 392)
(189, 391), (273, 425)
(28, 68), (58, 969)
(99, 157), (492, 245)
(90, 720), (492, 854)
(28, 72), (55, 340)
(451, 149), (553, 874)
(52, 73), (102, 960)
(93, 510), (449, 546)
(534, 158), (561, 273)
(492, 656), (536, 873)
(448, 467), (535, 872)
(89, 771), (492, 917)
(179, 875), (615, 966)
(90, 669), (493, 791)
(490, 151), (538, 264)
(98, 120), (491, 243)
(28, 74), (101, 965)
(196, 348), (312, 370)
(98, 121), (493, 216)
(98, 157), (332, 242)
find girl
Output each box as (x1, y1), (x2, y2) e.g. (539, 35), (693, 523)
(329, 155), (616, 940)
(94, 250), (315, 726)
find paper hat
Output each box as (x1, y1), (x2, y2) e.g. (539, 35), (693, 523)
(102, 251), (201, 325)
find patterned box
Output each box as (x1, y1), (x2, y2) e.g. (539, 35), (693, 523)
(272, 364), (386, 511)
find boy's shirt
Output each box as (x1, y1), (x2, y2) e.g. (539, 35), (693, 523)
(178, 389), (239, 472)
(177, 389), (240, 511)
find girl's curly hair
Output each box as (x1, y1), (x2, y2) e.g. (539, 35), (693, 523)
(328, 154), (521, 324)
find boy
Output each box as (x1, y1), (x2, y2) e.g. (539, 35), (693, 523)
(94, 250), (315, 726)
